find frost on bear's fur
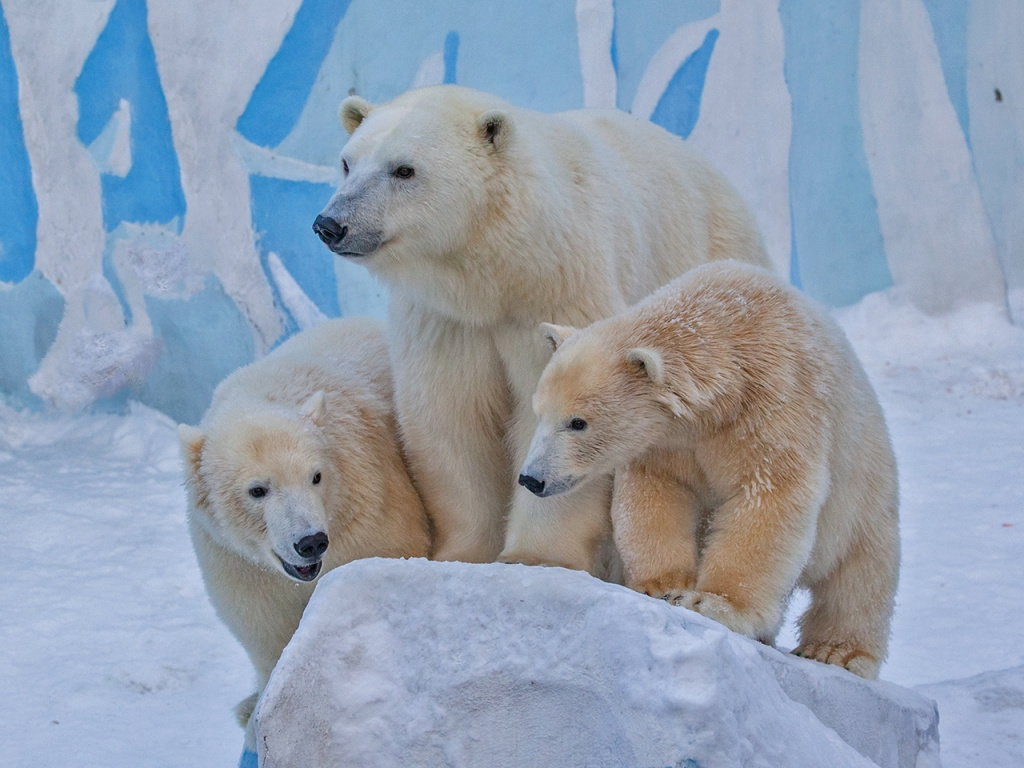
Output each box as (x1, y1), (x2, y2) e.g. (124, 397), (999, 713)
(177, 318), (430, 742)
(522, 261), (900, 679)
(315, 85), (772, 575)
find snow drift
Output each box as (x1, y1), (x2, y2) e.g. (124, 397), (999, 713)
(254, 559), (939, 768)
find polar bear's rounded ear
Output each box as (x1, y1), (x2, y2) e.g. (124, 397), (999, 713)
(540, 323), (577, 353)
(477, 109), (513, 152)
(626, 348), (666, 386)
(300, 391), (327, 426)
(340, 96), (373, 134)
(178, 424), (206, 479)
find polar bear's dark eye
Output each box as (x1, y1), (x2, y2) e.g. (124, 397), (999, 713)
(394, 165), (415, 179)
(312, 472), (321, 485)
(342, 158), (349, 176)
(249, 485), (267, 499)
(568, 418), (588, 431)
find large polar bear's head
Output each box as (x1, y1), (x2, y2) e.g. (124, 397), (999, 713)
(178, 393), (335, 582)
(313, 85), (515, 278)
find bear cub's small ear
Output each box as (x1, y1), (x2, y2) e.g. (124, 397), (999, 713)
(301, 390), (327, 426)
(477, 109), (513, 151)
(178, 424), (205, 478)
(340, 96), (373, 134)
(626, 347), (666, 385)
(540, 323), (577, 352)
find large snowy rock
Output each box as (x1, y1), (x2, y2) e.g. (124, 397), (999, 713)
(254, 559), (939, 768)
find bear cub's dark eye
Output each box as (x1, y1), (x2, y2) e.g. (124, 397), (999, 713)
(342, 158), (349, 176)
(568, 418), (588, 431)
(249, 485), (267, 499)
(394, 165), (415, 179)
(312, 472), (321, 485)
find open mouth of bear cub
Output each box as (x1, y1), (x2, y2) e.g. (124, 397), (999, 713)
(277, 556), (322, 582)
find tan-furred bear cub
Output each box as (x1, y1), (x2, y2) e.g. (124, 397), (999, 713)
(178, 317), (431, 741)
(521, 261), (899, 678)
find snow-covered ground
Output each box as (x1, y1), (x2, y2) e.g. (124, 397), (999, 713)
(0, 291), (1021, 767)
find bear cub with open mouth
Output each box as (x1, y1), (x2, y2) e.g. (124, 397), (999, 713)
(179, 317), (430, 744)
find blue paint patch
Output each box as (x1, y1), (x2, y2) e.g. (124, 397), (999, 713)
(75, 0), (185, 231)
(250, 176), (340, 321)
(613, 0), (719, 112)
(239, 747), (258, 768)
(780, 0), (892, 306)
(921, 0), (970, 146)
(609, 0), (619, 75)
(0, 9), (38, 284)
(650, 29), (718, 139)
(788, 196), (802, 290)
(237, 0), (353, 148)
(0, 272), (64, 410)
(137, 275), (255, 425)
(443, 30), (459, 85)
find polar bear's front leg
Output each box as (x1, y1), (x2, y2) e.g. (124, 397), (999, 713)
(611, 457), (701, 598)
(688, 473), (822, 644)
(500, 398), (614, 575)
(501, 478), (614, 575)
(388, 301), (512, 563)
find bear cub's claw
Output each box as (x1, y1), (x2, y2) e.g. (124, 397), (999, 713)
(661, 588), (763, 638)
(792, 642), (879, 679)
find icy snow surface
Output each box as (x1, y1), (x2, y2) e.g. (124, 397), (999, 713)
(0, 291), (1022, 767)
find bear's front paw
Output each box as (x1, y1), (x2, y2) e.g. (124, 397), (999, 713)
(631, 571), (696, 601)
(792, 642), (880, 679)
(664, 589), (760, 637)
(235, 691), (259, 727)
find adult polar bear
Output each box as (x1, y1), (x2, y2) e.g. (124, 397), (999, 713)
(314, 85), (771, 574)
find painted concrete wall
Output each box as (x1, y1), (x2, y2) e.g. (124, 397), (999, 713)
(0, 0), (1020, 422)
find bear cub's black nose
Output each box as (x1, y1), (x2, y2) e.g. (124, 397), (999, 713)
(518, 474), (545, 496)
(295, 531), (329, 559)
(313, 215), (348, 246)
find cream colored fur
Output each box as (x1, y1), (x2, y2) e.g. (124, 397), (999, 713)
(319, 85), (771, 574)
(178, 318), (430, 742)
(524, 261), (899, 679)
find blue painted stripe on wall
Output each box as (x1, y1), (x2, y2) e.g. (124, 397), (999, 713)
(788, 194), (802, 290)
(250, 176), (341, 319)
(780, 0), (892, 306)
(443, 30), (459, 84)
(237, 0), (353, 148)
(75, 0), (186, 231)
(612, 0), (718, 112)
(0, 271), (63, 409)
(138, 275), (255, 425)
(650, 29), (718, 140)
(0, 7), (38, 284)
(922, 0), (970, 147)
(609, 0), (619, 76)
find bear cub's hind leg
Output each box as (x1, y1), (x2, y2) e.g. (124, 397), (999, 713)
(793, 525), (899, 679)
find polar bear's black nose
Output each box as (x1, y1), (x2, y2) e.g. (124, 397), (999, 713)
(312, 215), (348, 246)
(518, 474), (546, 496)
(295, 531), (329, 559)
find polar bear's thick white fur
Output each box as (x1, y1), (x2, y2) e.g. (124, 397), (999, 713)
(178, 318), (430, 740)
(522, 261), (900, 678)
(315, 85), (771, 574)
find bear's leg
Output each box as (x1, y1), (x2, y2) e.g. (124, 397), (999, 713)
(678, 479), (821, 643)
(389, 301), (512, 562)
(501, 479), (614, 574)
(500, 393), (614, 575)
(611, 457), (701, 598)
(794, 526), (899, 680)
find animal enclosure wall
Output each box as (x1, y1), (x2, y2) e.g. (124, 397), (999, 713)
(1, 0), (1020, 423)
